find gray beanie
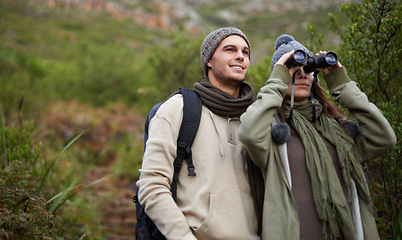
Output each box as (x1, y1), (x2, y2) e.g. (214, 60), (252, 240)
(270, 34), (309, 73)
(200, 27), (250, 75)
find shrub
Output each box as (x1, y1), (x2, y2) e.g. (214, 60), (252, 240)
(0, 119), (58, 239)
(328, 0), (401, 238)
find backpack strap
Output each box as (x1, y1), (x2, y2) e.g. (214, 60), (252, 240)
(171, 87), (202, 201)
(143, 102), (164, 151)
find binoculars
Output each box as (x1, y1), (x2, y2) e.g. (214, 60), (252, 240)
(285, 49), (338, 73)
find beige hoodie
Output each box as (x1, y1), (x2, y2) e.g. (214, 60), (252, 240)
(137, 94), (260, 240)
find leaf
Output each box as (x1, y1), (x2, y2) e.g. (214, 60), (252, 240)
(37, 129), (87, 195)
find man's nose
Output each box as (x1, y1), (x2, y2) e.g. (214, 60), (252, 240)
(235, 50), (244, 60)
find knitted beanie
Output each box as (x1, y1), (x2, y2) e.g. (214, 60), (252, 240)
(270, 34), (309, 73)
(200, 27), (250, 75)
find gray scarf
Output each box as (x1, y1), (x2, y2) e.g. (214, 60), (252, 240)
(194, 76), (254, 117)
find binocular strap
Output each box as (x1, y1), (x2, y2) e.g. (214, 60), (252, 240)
(286, 73), (296, 124)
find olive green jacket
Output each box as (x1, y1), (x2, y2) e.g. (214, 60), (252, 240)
(238, 65), (396, 240)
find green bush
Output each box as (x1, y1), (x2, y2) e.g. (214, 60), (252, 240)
(328, 0), (401, 238)
(144, 31), (204, 103)
(0, 115), (110, 239)
(0, 119), (58, 239)
(0, 50), (47, 122)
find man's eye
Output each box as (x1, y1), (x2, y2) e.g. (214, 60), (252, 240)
(243, 51), (250, 56)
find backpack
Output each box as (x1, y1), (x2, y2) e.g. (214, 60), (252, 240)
(133, 87), (202, 240)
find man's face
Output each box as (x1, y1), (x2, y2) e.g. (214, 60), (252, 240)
(206, 35), (250, 92)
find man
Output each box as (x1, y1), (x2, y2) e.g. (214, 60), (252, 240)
(137, 27), (260, 240)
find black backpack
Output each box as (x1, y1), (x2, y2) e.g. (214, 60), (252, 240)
(133, 87), (202, 240)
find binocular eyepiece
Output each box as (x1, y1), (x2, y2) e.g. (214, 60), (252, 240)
(285, 49), (338, 73)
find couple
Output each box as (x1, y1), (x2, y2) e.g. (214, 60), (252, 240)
(136, 27), (396, 240)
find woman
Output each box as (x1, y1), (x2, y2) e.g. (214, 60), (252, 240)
(238, 34), (396, 240)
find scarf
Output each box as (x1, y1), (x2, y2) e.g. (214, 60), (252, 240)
(284, 100), (373, 240)
(194, 76), (254, 117)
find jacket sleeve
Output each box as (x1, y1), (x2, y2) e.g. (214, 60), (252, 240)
(324, 67), (397, 162)
(137, 95), (197, 240)
(238, 65), (291, 170)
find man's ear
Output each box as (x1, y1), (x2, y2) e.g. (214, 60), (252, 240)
(207, 60), (212, 68)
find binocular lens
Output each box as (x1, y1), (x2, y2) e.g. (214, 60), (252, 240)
(293, 50), (307, 63)
(285, 49), (307, 69)
(325, 52), (338, 65)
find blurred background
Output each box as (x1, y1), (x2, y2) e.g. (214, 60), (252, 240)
(1, 0), (400, 239)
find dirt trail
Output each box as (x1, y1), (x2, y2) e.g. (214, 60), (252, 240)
(41, 101), (144, 239)
(85, 166), (137, 240)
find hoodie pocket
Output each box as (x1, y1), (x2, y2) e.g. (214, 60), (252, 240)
(193, 190), (257, 240)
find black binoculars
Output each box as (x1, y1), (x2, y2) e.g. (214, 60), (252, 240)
(285, 49), (338, 73)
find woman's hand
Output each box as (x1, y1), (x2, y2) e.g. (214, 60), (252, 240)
(275, 50), (302, 75)
(316, 51), (343, 74)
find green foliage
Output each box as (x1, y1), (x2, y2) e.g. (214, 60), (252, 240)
(328, 0), (401, 238)
(0, 114), (110, 239)
(0, 118), (39, 189)
(144, 31), (204, 103)
(394, 210), (402, 240)
(304, 22), (325, 52)
(112, 132), (144, 181)
(0, 0), (157, 116)
(0, 191), (56, 240)
(0, 50), (47, 121)
(55, 193), (106, 240)
(246, 56), (271, 94)
(0, 119), (58, 239)
(330, 0), (401, 102)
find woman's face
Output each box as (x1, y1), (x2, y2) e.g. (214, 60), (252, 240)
(285, 68), (314, 102)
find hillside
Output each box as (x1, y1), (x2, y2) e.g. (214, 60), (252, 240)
(1, 0), (355, 115)
(30, 0), (356, 30)
(29, 0), (354, 60)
